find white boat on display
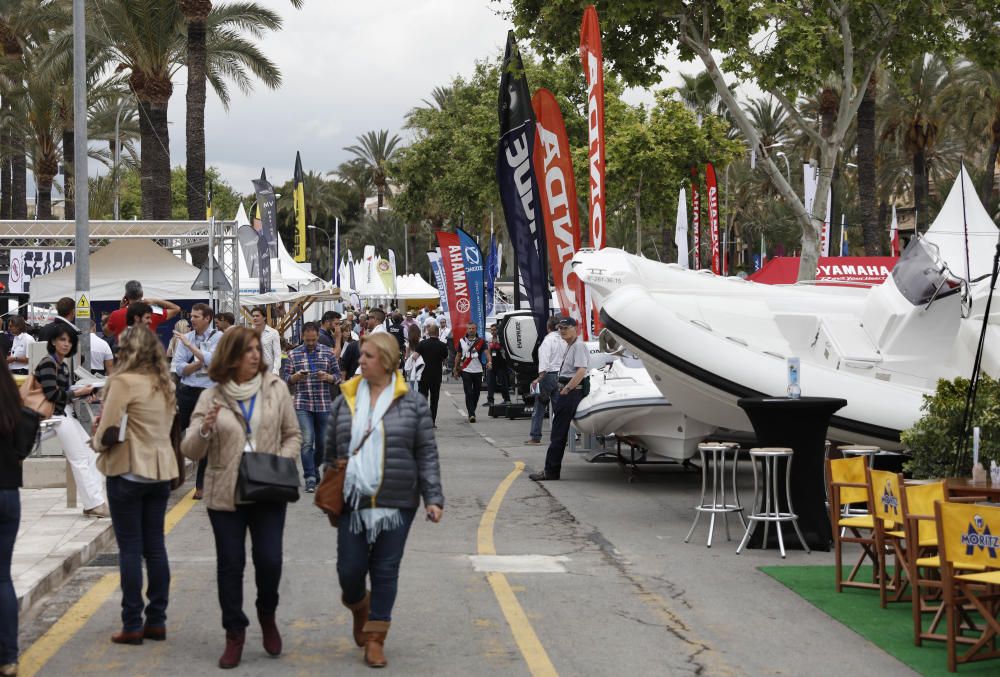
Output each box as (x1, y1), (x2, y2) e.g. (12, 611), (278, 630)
(579, 169), (999, 450)
(572, 352), (716, 461)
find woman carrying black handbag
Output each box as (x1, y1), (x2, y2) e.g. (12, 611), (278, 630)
(181, 327), (301, 670)
(1, 358), (40, 676)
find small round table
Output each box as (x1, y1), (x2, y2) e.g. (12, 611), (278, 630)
(737, 396), (848, 551)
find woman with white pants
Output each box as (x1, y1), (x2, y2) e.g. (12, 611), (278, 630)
(35, 323), (108, 517)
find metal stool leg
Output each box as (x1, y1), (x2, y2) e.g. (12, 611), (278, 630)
(736, 454), (761, 555)
(773, 456), (786, 558)
(707, 448), (718, 546)
(761, 456), (772, 549)
(786, 455), (811, 554)
(684, 447), (708, 543)
(719, 449), (731, 541)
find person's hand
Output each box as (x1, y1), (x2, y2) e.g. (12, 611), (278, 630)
(201, 401), (222, 435)
(91, 414), (101, 435)
(426, 505), (443, 523)
(561, 386), (569, 395)
(173, 331), (192, 347)
(74, 384), (94, 397)
(317, 370), (329, 383)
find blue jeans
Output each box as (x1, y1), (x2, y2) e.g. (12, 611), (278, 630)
(208, 503), (286, 631)
(0, 490), (20, 664)
(338, 508), (416, 622)
(529, 373), (560, 441)
(106, 476), (171, 632)
(296, 410), (330, 482)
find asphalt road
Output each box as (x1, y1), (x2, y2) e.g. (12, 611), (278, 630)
(17, 380), (916, 676)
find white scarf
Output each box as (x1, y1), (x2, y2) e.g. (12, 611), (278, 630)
(222, 373), (263, 447)
(344, 373), (402, 543)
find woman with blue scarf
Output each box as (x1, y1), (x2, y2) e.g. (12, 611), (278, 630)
(325, 332), (444, 668)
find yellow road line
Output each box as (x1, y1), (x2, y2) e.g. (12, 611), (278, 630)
(478, 462), (558, 677)
(19, 487), (199, 677)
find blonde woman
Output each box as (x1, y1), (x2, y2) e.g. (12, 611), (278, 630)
(92, 327), (179, 645)
(165, 319), (190, 360)
(181, 327), (301, 669)
(325, 332), (443, 668)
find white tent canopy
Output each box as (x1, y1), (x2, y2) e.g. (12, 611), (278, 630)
(923, 166), (1000, 282)
(395, 273), (439, 300)
(30, 239), (208, 303)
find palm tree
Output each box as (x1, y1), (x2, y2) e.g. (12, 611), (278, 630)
(879, 55), (954, 231)
(951, 61), (1000, 214)
(743, 96), (791, 149)
(344, 129), (402, 216)
(856, 73), (880, 255)
(180, 0), (287, 220)
(331, 158), (374, 214)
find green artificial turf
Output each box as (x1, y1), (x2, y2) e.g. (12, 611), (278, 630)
(760, 565), (999, 676)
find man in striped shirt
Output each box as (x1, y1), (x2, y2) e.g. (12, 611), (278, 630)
(283, 322), (340, 492)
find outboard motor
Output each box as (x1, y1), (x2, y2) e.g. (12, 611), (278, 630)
(497, 310), (541, 406)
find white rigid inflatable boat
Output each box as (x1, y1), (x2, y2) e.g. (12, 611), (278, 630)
(579, 169), (1000, 450)
(572, 355), (716, 461)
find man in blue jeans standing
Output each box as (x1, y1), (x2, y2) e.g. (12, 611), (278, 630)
(526, 316), (565, 444)
(284, 322), (340, 492)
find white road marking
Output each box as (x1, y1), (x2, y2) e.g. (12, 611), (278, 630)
(469, 554), (570, 574)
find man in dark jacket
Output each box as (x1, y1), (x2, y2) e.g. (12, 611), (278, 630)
(415, 324), (449, 425)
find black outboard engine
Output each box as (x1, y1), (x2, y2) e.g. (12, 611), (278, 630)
(497, 310), (541, 416)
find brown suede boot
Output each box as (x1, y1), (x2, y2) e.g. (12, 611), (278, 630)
(362, 620), (390, 668)
(218, 629), (245, 669)
(342, 592), (371, 647)
(258, 613), (282, 656)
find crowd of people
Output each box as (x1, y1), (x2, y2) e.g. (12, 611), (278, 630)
(0, 280), (593, 675)
(0, 280), (447, 674)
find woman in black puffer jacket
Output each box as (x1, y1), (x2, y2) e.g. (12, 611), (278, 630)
(324, 331), (444, 669)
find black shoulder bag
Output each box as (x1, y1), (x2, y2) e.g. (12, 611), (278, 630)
(234, 393), (300, 503)
(14, 407), (42, 460)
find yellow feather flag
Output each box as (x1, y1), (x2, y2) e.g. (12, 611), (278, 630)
(293, 152), (307, 262)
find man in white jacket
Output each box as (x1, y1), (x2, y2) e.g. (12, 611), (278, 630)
(250, 306), (283, 375)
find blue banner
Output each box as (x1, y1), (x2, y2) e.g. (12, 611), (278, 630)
(427, 250), (449, 315)
(457, 229), (485, 333)
(485, 234), (498, 318)
(497, 30), (549, 340)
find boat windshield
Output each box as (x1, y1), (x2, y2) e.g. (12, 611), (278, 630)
(891, 236), (961, 306)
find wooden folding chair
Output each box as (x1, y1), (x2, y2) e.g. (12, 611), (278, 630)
(934, 500), (1000, 672)
(866, 467), (908, 607)
(827, 456), (878, 592)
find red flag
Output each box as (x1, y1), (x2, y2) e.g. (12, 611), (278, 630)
(706, 162), (721, 275)
(532, 88), (585, 334)
(691, 168), (701, 270)
(435, 231), (471, 348)
(580, 4), (605, 332)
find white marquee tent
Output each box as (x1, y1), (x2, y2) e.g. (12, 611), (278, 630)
(30, 239), (208, 302)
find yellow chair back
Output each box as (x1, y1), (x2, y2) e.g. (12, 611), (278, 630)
(904, 481), (944, 544)
(937, 501), (1000, 570)
(830, 456), (868, 505)
(869, 469), (902, 526)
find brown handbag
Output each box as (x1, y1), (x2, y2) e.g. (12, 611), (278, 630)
(19, 374), (55, 419)
(315, 425), (375, 527)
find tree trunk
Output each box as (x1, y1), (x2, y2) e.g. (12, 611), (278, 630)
(1, 122), (10, 220)
(11, 135), (26, 219)
(138, 97), (172, 219)
(37, 174), (53, 220)
(63, 128), (74, 220)
(857, 75), (879, 255)
(981, 115), (1000, 217)
(186, 19), (207, 221)
(914, 146), (928, 232)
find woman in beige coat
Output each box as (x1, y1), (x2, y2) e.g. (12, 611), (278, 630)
(181, 327), (300, 670)
(92, 327), (179, 646)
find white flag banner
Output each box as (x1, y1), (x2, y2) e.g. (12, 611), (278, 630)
(803, 164), (832, 257)
(675, 187), (689, 269)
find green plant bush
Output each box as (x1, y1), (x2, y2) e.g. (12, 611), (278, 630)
(902, 375), (1000, 479)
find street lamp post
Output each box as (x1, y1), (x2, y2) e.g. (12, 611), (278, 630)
(307, 225), (332, 281)
(775, 151), (792, 185)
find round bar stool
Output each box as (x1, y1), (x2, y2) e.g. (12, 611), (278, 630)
(685, 442), (746, 547)
(736, 447), (811, 558)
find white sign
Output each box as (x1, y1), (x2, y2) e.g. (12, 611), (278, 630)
(7, 248), (75, 294)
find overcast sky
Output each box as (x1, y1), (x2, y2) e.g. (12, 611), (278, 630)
(154, 0), (697, 202)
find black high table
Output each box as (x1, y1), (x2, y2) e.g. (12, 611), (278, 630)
(737, 396), (847, 551)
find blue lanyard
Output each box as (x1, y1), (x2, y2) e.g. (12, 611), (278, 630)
(305, 349), (316, 373)
(237, 395), (257, 435)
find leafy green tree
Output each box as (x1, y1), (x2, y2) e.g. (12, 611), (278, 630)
(506, 0), (1000, 279)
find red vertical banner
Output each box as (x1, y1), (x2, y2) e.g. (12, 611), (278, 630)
(532, 88), (585, 334)
(435, 231), (471, 348)
(690, 167), (701, 270)
(706, 162), (720, 275)
(580, 4), (605, 333)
